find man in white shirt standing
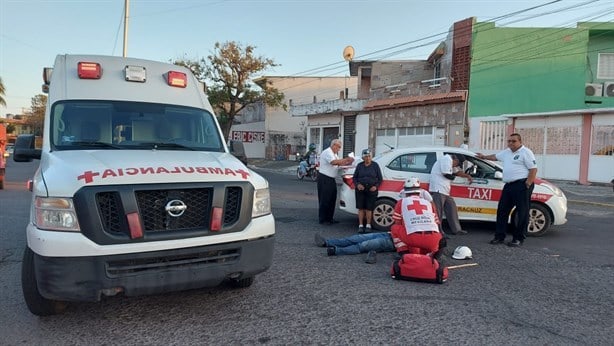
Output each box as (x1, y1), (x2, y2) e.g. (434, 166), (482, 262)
(429, 154), (473, 236)
(317, 139), (354, 225)
(477, 133), (537, 247)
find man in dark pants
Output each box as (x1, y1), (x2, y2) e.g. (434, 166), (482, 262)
(477, 133), (537, 247)
(317, 139), (354, 224)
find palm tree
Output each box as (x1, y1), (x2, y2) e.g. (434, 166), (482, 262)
(0, 76), (6, 106)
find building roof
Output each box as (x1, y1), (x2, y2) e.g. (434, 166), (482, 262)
(363, 91), (466, 110)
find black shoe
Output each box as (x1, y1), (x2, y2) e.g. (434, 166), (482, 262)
(358, 226), (366, 234)
(454, 230), (468, 235)
(507, 240), (523, 247)
(327, 246), (336, 256)
(314, 233), (326, 247)
(489, 238), (505, 245)
(327, 219), (340, 224)
(365, 250), (377, 264)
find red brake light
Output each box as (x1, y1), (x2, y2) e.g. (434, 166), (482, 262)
(78, 62), (102, 79)
(342, 175), (355, 189)
(167, 71), (187, 88)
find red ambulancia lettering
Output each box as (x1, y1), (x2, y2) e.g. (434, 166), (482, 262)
(209, 167), (223, 175)
(102, 169), (117, 179)
(77, 165), (251, 184)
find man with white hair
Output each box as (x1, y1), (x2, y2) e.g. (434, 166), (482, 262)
(317, 138), (354, 225)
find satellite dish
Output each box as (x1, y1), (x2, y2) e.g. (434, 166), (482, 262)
(343, 46), (355, 62)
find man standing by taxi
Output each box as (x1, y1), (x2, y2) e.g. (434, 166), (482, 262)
(318, 139), (354, 225)
(429, 154), (472, 236)
(477, 133), (537, 247)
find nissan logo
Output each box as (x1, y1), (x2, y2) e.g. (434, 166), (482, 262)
(165, 199), (187, 217)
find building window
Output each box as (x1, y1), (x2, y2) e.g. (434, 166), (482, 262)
(434, 60), (442, 80)
(597, 53), (614, 79)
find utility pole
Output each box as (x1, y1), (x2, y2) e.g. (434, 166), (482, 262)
(123, 0), (129, 57)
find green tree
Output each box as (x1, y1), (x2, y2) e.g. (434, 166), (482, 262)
(29, 94), (47, 136)
(0, 76), (6, 106)
(174, 41), (285, 139)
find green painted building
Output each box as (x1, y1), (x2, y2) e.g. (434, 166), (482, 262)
(466, 20), (614, 184)
(468, 21), (614, 116)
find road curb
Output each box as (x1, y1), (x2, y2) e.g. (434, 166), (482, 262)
(567, 199), (614, 208)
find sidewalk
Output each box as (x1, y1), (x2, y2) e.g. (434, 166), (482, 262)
(247, 159), (614, 207)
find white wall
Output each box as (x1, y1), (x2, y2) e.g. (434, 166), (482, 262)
(229, 121), (265, 159)
(354, 113), (370, 155)
(588, 113), (614, 183)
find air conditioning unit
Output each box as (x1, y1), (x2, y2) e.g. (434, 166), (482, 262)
(585, 83), (603, 97)
(604, 82), (614, 97)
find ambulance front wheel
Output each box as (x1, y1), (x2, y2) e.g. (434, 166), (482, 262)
(21, 247), (68, 316)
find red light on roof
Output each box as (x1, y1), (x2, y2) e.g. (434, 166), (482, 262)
(167, 71), (187, 88)
(78, 62), (102, 79)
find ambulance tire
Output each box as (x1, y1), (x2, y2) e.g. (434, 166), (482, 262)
(229, 276), (254, 288)
(372, 199), (396, 231)
(21, 247), (67, 316)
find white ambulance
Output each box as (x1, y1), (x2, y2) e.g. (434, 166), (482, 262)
(13, 54), (275, 316)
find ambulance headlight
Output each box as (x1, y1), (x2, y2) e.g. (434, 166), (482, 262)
(34, 197), (80, 231)
(252, 188), (271, 217)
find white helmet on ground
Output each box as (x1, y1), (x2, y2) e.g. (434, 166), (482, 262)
(403, 177), (421, 195)
(452, 246), (473, 260)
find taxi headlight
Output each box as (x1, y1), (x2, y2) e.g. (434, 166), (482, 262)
(540, 182), (563, 197)
(252, 188), (271, 217)
(34, 197), (80, 231)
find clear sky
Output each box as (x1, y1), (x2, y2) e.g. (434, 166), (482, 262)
(1, 0), (612, 115)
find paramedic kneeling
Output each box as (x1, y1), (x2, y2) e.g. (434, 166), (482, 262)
(390, 177), (443, 256)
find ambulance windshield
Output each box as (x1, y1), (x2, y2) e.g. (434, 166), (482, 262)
(50, 101), (224, 152)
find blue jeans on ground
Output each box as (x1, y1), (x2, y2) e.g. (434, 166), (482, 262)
(326, 232), (395, 255)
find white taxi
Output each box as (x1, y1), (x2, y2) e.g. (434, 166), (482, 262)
(339, 146), (567, 236)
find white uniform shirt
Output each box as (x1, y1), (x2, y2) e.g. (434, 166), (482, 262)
(401, 196), (439, 234)
(318, 147), (340, 178)
(495, 146), (537, 183)
(429, 154), (454, 195)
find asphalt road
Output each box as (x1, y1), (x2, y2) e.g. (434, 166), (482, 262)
(0, 160), (612, 345)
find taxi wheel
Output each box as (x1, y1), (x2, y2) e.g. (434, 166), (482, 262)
(525, 203), (551, 237)
(372, 199), (396, 231)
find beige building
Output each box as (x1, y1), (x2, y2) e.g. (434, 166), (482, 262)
(231, 76), (357, 159)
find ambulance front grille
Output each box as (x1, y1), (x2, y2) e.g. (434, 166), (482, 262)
(96, 186), (242, 234)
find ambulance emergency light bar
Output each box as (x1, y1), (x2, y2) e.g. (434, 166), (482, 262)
(71, 60), (188, 88)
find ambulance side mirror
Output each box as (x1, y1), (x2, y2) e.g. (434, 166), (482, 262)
(13, 134), (42, 162)
(229, 140), (248, 166)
